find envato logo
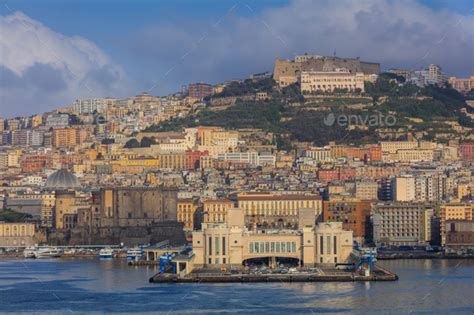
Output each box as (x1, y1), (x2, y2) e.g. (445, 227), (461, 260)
(323, 112), (397, 127)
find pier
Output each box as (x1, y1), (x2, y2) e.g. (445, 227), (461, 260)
(149, 265), (398, 283)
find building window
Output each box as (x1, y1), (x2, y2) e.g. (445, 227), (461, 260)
(326, 236), (331, 255)
(208, 237), (212, 256)
(320, 236), (324, 255)
(215, 237), (219, 255)
(222, 237), (226, 255)
(333, 236), (337, 255)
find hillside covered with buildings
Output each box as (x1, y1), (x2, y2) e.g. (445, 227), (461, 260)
(1, 53), (473, 265)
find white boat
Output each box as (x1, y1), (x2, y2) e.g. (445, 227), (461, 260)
(23, 247), (37, 259)
(99, 248), (113, 259)
(34, 247), (63, 258)
(126, 247), (143, 260)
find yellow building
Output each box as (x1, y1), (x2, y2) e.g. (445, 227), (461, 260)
(448, 76), (474, 94)
(194, 126), (239, 148)
(52, 128), (77, 148)
(329, 144), (347, 159)
(456, 184), (470, 200)
(381, 141), (419, 154)
(31, 115), (43, 128)
(237, 192), (323, 226)
(0, 222), (36, 246)
(203, 199), (234, 223)
(396, 149), (434, 162)
(55, 191), (78, 230)
(440, 203), (473, 245)
(157, 154), (189, 170)
(177, 199), (198, 231)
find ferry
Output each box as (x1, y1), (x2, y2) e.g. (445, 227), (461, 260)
(126, 247), (144, 260)
(99, 248), (113, 259)
(24, 247), (63, 259)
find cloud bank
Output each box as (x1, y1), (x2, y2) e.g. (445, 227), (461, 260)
(125, 0), (473, 95)
(0, 11), (129, 118)
(1, 1), (473, 117)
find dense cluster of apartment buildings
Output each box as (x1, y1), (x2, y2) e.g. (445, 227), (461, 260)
(1, 54), (473, 263)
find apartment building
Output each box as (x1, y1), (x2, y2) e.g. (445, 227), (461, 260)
(440, 203), (473, 245)
(373, 203), (435, 246)
(301, 70), (366, 93)
(237, 192), (323, 226)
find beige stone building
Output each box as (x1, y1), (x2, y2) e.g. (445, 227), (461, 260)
(273, 55), (380, 88)
(381, 141), (419, 154)
(192, 208), (353, 269)
(301, 70), (366, 93)
(448, 76), (474, 94)
(396, 149), (434, 162)
(203, 199), (234, 224)
(237, 192), (323, 226)
(0, 222), (36, 246)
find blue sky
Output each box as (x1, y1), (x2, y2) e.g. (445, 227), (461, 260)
(1, 0), (473, 117)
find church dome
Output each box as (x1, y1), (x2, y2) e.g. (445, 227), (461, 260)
(45, 169), (80, 190)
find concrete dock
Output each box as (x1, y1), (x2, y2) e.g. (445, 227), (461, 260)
(149, 266), (398, 283)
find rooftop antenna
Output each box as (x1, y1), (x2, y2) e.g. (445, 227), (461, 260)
(333, 49), (336, 57)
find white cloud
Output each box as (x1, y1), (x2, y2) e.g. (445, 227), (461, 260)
(0, 11), (130, 118)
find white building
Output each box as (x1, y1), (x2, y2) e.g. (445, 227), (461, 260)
(45, 114), (69, 128)
(73, 98), (113, 114)
(301, 70), (366, 93)
(217, 151), (276, 167)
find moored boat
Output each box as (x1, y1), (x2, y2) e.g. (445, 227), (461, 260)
(23, 247), (37, 259)
(99, 248), (113, 259)
(35, 247), (63, 258)
(126, 247), (144, 260)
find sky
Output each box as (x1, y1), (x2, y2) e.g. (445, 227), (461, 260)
(0, 0), (473, 118)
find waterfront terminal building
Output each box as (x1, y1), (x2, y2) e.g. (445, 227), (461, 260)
(192, 208), (353, 269)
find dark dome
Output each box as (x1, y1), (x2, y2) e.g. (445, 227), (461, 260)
(45, 169), (80, 190)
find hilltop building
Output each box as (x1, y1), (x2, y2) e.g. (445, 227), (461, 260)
(273, 55), (380, 88)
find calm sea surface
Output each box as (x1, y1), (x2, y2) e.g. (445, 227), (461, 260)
(0, 257), (473, 314)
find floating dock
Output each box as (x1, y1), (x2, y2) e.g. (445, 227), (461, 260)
(149, 265), (398, 283)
